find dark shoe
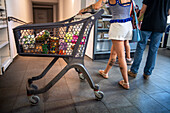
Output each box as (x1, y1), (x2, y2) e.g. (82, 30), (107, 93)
(126, 58), (133, 65)
(143, 73), (149, 80)
(113, 59), (119, 67)
(114, 58), (133, 66)
(128, 70), (137, 78)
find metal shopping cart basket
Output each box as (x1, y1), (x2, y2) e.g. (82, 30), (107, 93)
(13, 9), (104, 105)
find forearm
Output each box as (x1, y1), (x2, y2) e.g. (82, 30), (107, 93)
(168, 9), (170, 15)
(94, 0), (107, 10)
(138, 4), (147, 20)
(82, 4), (95, 13)
(80, 0), (107, 13)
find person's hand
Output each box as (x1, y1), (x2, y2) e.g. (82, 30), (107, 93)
(78, 9), (86, 15)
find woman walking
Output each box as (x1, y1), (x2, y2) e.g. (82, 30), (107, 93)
(79, 0), (133, 89)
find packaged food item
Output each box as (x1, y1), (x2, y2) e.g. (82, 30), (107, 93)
(50, 37), (59, 54)
(36, 30), (50, 42)
(20, 35), (36, 53)
(35, 30), (51, 54)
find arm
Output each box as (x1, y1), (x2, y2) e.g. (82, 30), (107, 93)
(168, 9), (170, 15)
(78, 0), (107, 14)
(130, 2), (133, 16)
(138, 4), (147, 21)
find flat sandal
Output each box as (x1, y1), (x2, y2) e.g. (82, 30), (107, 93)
(118, 80), (130, 90)
(98, 70), (108, 79)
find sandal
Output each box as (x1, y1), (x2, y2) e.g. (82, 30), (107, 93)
(118, 80), (130, 90)
(98, 70), (108, 79)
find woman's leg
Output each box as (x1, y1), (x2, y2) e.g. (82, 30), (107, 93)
(104, 45), (117, 74)
(99, 44), (117, 78)
(112, 40), (129, 88)
(124, 40), (133, 65)
(124, 40), (131, 59)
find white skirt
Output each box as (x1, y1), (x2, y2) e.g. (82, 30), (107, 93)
(108, 21), (132, 40)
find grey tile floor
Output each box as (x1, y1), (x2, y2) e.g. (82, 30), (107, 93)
(0, 47), (170, 113)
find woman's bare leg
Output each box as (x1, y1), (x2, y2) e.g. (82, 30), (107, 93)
(104, 45), (117, 74)
(124, 40), (131, 59)
(112, 40), (129, 84)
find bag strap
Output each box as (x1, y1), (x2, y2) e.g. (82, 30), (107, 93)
(132, 0), (139, 29)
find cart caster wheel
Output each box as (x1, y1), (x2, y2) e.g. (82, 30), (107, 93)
(29, 84), (38, 90)
(94, 91), (104, 100)
(28, 95), (40, 105)
(79, 72), (85, 80)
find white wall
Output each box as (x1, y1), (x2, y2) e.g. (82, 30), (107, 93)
(58, 0), (63, 21)
(6, 0), (33, 23)
(6, 0), (33, 58)
(59, 0), (81, 20)
(84, 0), (96, 59)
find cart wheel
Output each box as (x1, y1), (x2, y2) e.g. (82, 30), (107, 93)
(29, 84), (38, 90)
(28, 95), (40, 105)
(94, 91), (104, 100)
(94, 84), (104, 100)
(79, 72), (85, 80)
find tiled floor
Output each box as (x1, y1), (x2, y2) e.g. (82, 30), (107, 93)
(0, 47), (170, 113)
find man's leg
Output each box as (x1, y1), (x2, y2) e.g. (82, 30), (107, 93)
(130, 31), (151, 74)
(144, 32), (163, 75)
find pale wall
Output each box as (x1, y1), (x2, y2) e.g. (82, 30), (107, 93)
(59, 0), (81, 20)
(6, 0), (33, 58)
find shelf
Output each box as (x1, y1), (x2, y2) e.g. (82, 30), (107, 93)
(0, 56), (12, 75)
(97, 39), (110, 41)
(101, 15), (112, 18)
(95, 51), (111, 54)
(0, 24), (7, 29)
(0, 6), (5, 11)
(97, 28), (109, 31)
(98, 18), (111, 22)
(1, 56), (10, 65)
(0, 0), (12, 75)
(0, 41), (9, 49)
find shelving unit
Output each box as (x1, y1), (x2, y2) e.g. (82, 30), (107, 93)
(92, 3), (137, 60)
(0, 0), (12, 75)
(93, 13), (112, 60)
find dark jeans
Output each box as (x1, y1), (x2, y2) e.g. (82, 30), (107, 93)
(131, 31), (163, 75)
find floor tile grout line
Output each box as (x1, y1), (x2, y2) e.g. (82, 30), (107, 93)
(132, 85), (169, 112)
(146, 92), (170, 111)
(119, 90), (143, 113)
(11, 57), (30, 112)
(153, 73), (170, 82)
(58, 58), (78, 113)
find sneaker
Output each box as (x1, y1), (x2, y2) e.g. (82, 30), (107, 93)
(126, 58), (133, 65)
(114, 58), (133, 66)
(143, 73), (149, 80)
(113, 59), (119, 67)
(128, 70), (137, 78)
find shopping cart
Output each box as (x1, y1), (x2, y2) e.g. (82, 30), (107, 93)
(13, 9), (104, 105)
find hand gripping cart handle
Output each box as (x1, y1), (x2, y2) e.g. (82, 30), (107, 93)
(13, 9), (104, 105)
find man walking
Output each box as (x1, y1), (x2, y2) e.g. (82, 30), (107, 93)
(128, 0), (170, 79)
